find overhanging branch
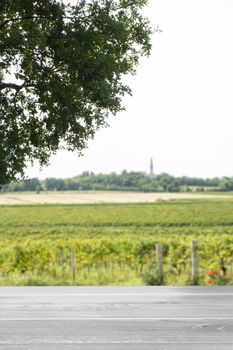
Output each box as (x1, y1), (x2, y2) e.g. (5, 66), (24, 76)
(0, 2), (141, 29)
(0, 83), (35, 91)
(0, 15), (76, 29)
(0, 16), (58, 28)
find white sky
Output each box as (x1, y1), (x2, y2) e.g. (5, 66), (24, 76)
(27, 0), (233, 179)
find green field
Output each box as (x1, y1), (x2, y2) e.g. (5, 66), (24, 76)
(1, 199), (233, 285)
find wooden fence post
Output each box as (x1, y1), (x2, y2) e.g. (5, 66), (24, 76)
(156, 244), (163, 285)
(191, 240), (199, 285)
(70, 246), (76, 285)
(231, 254), (233, 279)
(60, 248), (65, 274)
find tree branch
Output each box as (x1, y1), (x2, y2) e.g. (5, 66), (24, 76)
(0, 83), (35, 91)
(0, 16), (51, 28)
(0, 15), (76, 29)
(0, 2), (141, 29)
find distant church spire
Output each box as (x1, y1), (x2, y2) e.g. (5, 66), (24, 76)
(150, 158), (154, 176)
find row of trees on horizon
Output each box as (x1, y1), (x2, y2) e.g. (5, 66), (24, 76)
(1, 171), (233, 193)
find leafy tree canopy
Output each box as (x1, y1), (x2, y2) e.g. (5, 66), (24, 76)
(0, 0), (152, 184)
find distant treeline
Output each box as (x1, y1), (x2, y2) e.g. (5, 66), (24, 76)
(1, 171), (233, 192)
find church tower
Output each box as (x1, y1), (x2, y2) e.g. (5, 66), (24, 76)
(150, 158), (154, 177)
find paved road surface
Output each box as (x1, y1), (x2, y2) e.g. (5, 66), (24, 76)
(0, 286), (233, 349)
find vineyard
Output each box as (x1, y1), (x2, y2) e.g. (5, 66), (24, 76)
(1, 199), (233, 285)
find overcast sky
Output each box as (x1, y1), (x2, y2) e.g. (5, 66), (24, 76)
(27, 0), (233, 179)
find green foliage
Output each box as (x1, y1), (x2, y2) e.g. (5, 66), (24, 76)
(0, 0), (152, 184)
(1, 200), (233, 285)
(2, 171), (230, 192)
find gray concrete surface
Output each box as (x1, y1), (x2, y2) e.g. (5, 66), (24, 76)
(0, 286), (233, 349)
